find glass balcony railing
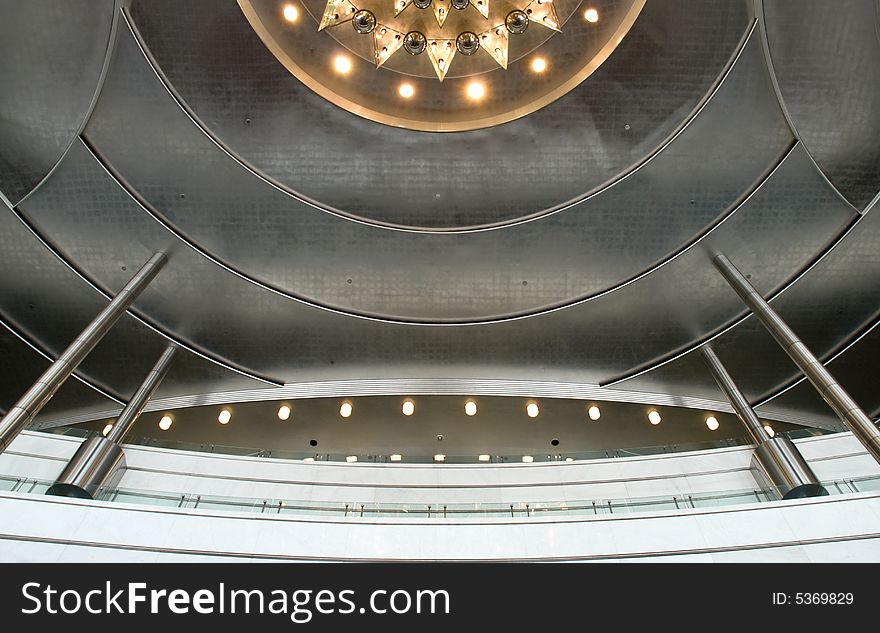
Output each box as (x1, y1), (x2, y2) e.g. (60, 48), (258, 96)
(2, 472), (878, 520)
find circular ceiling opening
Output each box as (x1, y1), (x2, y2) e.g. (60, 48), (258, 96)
(239, 0), (646, 131)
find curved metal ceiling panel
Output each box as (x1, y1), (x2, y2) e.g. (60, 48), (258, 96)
(128, 0), (750, 229)
(762, 0), (880, 210)
(0, 202), (271, 405)
(83, 19), (794, 321)
(614, 196), (878, 425)
(18, 139), (853, 393)
(0, 0), (114, 205)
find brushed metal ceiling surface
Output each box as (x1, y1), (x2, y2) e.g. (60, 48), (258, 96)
(83, 19), (792, 321)
(0, 0), (114, 205)
(17, 139), (853, 394)
(0, 199), (271, 412)
(128, 0), (749, 228)
(762, 0), (880, 210)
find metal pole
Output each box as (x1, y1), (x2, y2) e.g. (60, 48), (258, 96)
(701, 345), (826, 499)
(45, 345), (177, 499)
(713, 252), (880, 464)
(0, 252), (166, 454)
(105, 345), (176, 444)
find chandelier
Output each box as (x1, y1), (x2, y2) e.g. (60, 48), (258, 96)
(317, 0), (561, 80)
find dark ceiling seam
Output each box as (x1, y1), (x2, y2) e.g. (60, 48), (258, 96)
(5, 204), (283, 387)
(753, 0), (860, 215)
(122, 7), (759, 235)
(0, 311), (124, 405)
(14, 0), (123, 210)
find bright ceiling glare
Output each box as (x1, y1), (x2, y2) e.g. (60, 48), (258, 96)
(402, 399), (415, 416)
(706, 415), (720, 431)
(345, 455), (358, 463)
(334, 55), (352, 74)
(390, 454), (402, 462)
(158, 415), (173, 431)
(565, 457), (574, 462)
(526, 400), (540, 418)
(764, 424), (776, 438)
(478, 454), (491, 462)
(648, 409), (662, 425)
(522, 455), (534, 463)
(303, 457), (315, 462)
(530, 57), (547, 73)
(434, 454), (446, 462)
(584, 7), (599, 22)
(464, 400), (478, 416)
(277, 404), (291, 421)
(102, 423), (113, 437)
(398, 83), (415, 99)
(466, 81), (485, 100)
(588, 405), (601, 421)
(282, 4), (299, 22)
(339, 401), (353, 418)
(218, 408), (232, 425)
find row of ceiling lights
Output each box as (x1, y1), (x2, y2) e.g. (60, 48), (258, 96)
(280, 3), (601, 101)
(100, 400), (775, 440)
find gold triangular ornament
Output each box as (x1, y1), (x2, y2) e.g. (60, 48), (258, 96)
(394, 0), (413, 16)
(318, 0), (358, 31)
(470, 0), (489, 19)
(479, 24), (508, 69)
(525, 0), (560, 31)
(427, 39), (456, 81)
(374, 25), (405, 67)
(432, 0), (451, 27)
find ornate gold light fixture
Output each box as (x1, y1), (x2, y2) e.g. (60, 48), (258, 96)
(317, 0), (560, 80)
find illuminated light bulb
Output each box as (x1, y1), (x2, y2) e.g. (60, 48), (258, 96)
(588, 405), (601, 421)
(706, 415), (720, 431)
(464, 400), (478, 416)
(277, 405), (291, 421)
(345, 455), (358, 463)
(763, 424), (775, 438)
(478, 454), (491, 462)
(530, 57), (547, 73)
(402, 399), (415, 416)
(398, 83), (415, 98)
(102, 423), (114, 437)
(390, 454), (402, 462)
(283, 4), (299, 22)
(522, 455), (534, 463)
(218, 408), (232, 425)
(334, 55), (352, 74)
(158, 415), (173, 431)
(340, 401), (353, 418)
(434, 454), (446, 462)
(526, 400), (540, 418)
(466, 81), (485, 100)
(648, 409), (662, 425)
(584, 8), (599, 22)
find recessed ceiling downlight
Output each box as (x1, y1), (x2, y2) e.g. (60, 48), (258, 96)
(465, 400), (478, 416)
(402, 399), (415, 416)
(588, 405), (601, 420)
(648, 409), (662, 425)
(277, 404), (291, 421)
(526, 400), (540, 418)
(282, 4), (299, 22)
(158, 415), (173, 431)
(218, 409), (232, 425)
(706, 415), (720, 431)
(340, 401), (353, 418)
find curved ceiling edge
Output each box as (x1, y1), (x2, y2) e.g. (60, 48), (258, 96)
(14, 2), (123, 210)
(124, 7), (759, 234)
(0, 313), (123, 406)
(754, 0), (859, 215)
(80, 133), (797, 326)
(28, 378), (816, 431)
(5, 202), (283, 387)
(602, 192), (876, 388)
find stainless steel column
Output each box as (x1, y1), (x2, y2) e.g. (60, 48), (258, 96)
(713, 253), (880, 465)
(46, 345), (177, 499)
(0, 252), (167, 454)
(701, 345), (826, 499)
